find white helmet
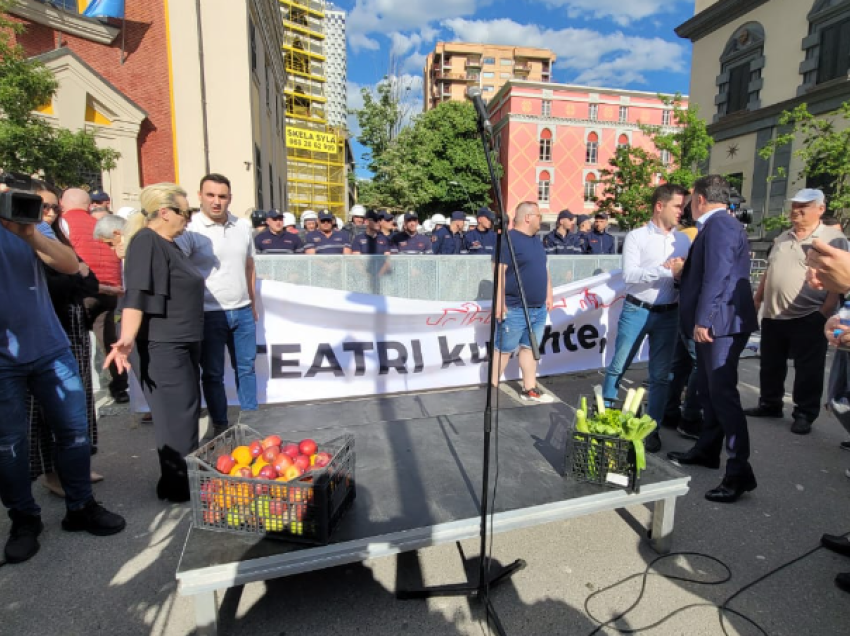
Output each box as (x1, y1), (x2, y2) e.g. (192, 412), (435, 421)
(350, 204), (366, 218)
(301, 210), (318, 228)
(422, 219), (434, 232)
(396, 214), (405, 231)
(431, 213), (447, 226)
(466, 215), (477, 231)
(282, 212), (296, 227)
(335, 217), (343, 229)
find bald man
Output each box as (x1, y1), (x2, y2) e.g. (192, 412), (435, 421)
(61, 188), (128, 403)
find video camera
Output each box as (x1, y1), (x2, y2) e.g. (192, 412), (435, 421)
(0, 173), (43, 225)
(729, 188), (753, 225)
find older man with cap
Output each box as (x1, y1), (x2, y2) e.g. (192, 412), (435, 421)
(351, 210), (393, 254)
(89, 189), (111, 220)
(587, 212), (616, 254)
(433, 211), (467, 254)
(464, 207), (497, 255)
(391, 213), (431, 254)
(746, 188), (848, 434)
(254, 210), (304, 253)
(543, 209), (585, 254)
(303, 210), (351, 254)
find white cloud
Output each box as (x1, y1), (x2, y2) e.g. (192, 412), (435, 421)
(402, 51), (428, 74)
(348, 0), (478, 41)
(442, 18), (688, 86)
(349, 32), (381, 52)
(542, 0), (683, 26)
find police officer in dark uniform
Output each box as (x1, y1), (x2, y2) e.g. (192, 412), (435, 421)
(303, 210), (352, 254)
(391, 212), (431, 254)
(464, 207), (497, 255)
(433, 211), (467, 254)
(343, 204), (367, 238)
(586, 211), (616, 254)
(254, 210), (304, 253)
(543, 209), (585, 254)
(350, 210), (393, 254)
(378, 210), (396, 239)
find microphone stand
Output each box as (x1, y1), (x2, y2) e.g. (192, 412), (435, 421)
(397, 107), (541, 636)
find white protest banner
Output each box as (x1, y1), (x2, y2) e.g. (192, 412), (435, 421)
(248, 270), (643, 405)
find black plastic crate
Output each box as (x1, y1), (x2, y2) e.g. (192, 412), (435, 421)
(567, 397), (642, 493)
(187, 424), (355, 545)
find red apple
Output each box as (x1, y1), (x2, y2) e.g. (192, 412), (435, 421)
(314, 452), (332, 468)
(215, 454), (236, 475)
(262, 435), (283, 449)
(293, 454), (310, 472)
(282, 465), (303, 481)
(273, 453), (294, 474)
(299, 439), (318, 456)
(249, 440), (264, 459)
(282, 443), (300, 458)
(262, 445), (280, 463)
(259, 464), (278, 480)
(235, 466), (252, 478)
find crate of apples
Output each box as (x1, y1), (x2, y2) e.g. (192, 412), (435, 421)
(214, 435), (333, 483)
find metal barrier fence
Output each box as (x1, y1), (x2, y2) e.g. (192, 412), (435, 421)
(255, 254), (623, 301)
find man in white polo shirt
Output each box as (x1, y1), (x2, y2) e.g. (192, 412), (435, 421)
(177, 174), (257, 435)
(602, 184), (691, 453)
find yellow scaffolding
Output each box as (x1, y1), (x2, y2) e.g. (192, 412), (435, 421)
(279, 0), (345, 217)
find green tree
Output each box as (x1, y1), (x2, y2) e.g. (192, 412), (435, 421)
(0, 4), (119, 186)
(596, 95), (714, 228)
(597, 146), (663, 230)
(759, 102), (850, 227)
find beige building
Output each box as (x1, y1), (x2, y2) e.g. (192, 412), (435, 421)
(424, 42), (555, 111)
(168, 0), (288, 216)
(676, 0), (850, 226)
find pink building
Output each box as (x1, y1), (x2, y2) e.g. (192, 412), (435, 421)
(488, 81), (687, 223)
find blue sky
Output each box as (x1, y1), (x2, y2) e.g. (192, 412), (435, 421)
(331, 0), (697, 176)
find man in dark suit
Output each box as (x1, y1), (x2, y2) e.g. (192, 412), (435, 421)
(668, 175), (759, 503)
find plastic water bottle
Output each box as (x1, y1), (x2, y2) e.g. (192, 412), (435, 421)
(837, 302), (850, 350)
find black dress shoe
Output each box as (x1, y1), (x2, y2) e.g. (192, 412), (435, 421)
(660, 413), (680, 430)
(644, 431), (661, 453)
(666, 448), (720, 469)
(676, 417), (702, 440)
(705, 474), (757, 503)
(743, 405), (783, 418)
(836, 572), (850, 594)
(790, 416), (812, 435)
(821, 534), (850, 557)
(111, 390), (129, 404)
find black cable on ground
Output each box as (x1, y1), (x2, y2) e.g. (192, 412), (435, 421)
(584, 534), (849, 636)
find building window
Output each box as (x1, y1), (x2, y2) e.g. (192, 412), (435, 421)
(269, 164), (275, 208)
(716, 22), (765, 120)
(538, 170), (551, 204)
(500, 72), (511, 79)
(589, 103), (598, 121)
(483, 85), (494, 92)
(618, 106), (628, 123)
(662, 109), (671, 126)
(255, 145), (263, 208)
(539, 129), (552, 162)
(500, 58), (513, 66)
(482, 57), (495, 65)
(250, 21), (257, 73)
(660, 149), (671, 166)
(265, 57), (271, 110)
(541, 100), (551, 117)
(801, 1), (850, 91)
(482, 71), (495, 78)
(584, 174), (597, 202)
(586, 132), (599, 164)
(617, 134), (629, 150)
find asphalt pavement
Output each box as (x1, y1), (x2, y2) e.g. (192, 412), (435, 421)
(1, 354), (849, 636)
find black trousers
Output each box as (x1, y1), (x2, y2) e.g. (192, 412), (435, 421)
(758, 312), (829, 422)
(693, 333), (753, 478)
(84, 294), (128, 394)
(132, 340), (201, 463)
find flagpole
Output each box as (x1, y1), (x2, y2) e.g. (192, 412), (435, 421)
(120, 13), (126, 65)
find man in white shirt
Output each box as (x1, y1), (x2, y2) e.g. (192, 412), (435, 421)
(602, 184), (691, 452)
(177, 174), (257, 435)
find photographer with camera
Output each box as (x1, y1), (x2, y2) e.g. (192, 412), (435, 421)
(0, 182), (125, 565)
(747, 189), (848, 435)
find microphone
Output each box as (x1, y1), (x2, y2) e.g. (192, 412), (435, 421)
(466, 86), (492, 134)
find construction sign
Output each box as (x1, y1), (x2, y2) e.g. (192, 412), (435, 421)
(286, 127), (339, 153)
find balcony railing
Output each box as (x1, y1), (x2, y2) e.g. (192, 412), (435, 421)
(466, 59), (482, 68)
(514, 64), (531, 73)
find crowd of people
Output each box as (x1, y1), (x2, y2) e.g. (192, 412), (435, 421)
(2, 171), (849, 597)
(250, 204), (617, 256)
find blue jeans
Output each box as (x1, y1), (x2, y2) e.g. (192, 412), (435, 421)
(0, 348), (93, 515)
(495, 305), (548, 353)
(602, 301), (679, 424)
(201, 306), (258, 426)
